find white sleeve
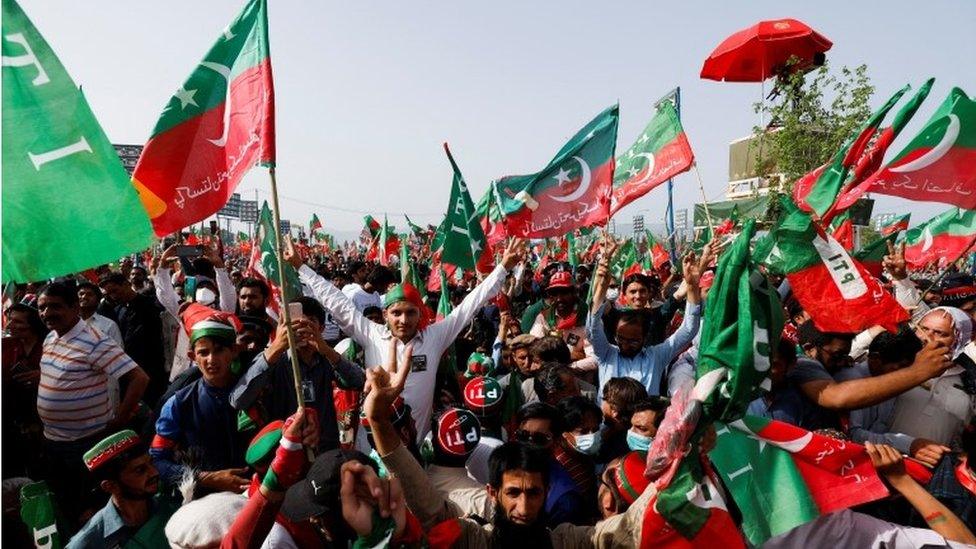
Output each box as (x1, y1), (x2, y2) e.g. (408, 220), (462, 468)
(892, 278), (931, 318)
(153, 267), (180, 318)
(215, 268), (237, 313)
(298, 264), (375, 347)
(428, 265), (507, 346)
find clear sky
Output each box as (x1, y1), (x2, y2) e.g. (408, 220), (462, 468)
(20, 0), (976, 237)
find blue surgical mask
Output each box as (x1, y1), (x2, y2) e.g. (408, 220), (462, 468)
(572, 430), (602, 456)
(626, 429), (653, 452)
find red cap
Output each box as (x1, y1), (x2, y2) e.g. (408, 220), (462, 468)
(547, 271), (575, 290)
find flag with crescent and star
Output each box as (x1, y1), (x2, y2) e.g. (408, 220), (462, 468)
(247, 201), (300, 312)
(903, 206), (976, 268)
(132, 0), (275, 236)
(792, 85), (909, 220)
(493, 105), (619, 238)
(438, 143), (492, 272)
(852, 87), (976, 210)
(611, 100), (694, 216)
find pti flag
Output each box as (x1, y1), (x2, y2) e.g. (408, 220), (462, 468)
(2, 0), (153, 282)
(860, 87), (976, 209)
(132, 0), (275, 236)
(494, 105), (618, 238)
(903, 207), (976, 268)
(612, 100), (694, 215)
(854, 232), (899, 278)
(758, 198), (908, 333)
(828, 79), (935, 215)
(439, 143), (491, 272)
(880, 213), (911, 236)
(710, 416), (893, 546)
(793, 85), (909, 218)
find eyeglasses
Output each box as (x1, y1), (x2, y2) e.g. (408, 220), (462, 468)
(515, 429), (553, 446)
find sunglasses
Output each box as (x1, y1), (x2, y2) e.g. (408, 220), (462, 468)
(515, 429), (553, 446)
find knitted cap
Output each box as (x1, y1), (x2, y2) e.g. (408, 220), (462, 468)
(462, 376), (504, 417)
(181, 302), (241, 346)
(613, 450), (650, 505)
(382, 283), (433, 330)
(433, 407), (481, 457)
(83, 430), (140, 471)
(245, 420), (284, 467)
(464, 352), (495, 378)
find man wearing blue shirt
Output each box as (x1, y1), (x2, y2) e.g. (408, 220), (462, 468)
(586, 243), (703, 399)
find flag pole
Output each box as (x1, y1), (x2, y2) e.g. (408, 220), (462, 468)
(267, 167), (311, 451)
(663, 87), (680, 265)
(692, 163), (715, 235)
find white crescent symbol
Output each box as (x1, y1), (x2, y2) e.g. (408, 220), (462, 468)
(200, 61), (232, 147)
(634, 152), (656, 184)
(551, 156), (591, 203)
(890, 114), (959, 173)
(921, 226), (934, 252)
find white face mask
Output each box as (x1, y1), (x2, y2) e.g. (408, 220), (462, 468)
(572, 430), (602, 456)
(195, 287), (217, 306)
(605, 288), (619, 301)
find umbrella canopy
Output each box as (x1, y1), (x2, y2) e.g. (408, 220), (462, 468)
(700, 18), (832, 82)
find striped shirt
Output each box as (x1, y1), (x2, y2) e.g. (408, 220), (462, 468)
(38, 319), (137, 441)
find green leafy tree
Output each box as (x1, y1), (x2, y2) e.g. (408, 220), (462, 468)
(753, 61), (874, 222)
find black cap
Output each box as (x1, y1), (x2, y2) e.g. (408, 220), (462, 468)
(280, 449), (374, 522)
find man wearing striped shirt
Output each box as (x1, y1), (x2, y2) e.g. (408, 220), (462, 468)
(36, 281), (149, 526)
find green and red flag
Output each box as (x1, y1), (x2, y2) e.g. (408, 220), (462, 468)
(710, 416), (917, 546)
(829, 79), (935, 215)
(494, 105), (619, 238)
(829, 211), (853, 251)
(608, 239), (638, 280)
(309, 213), (322, 233)
(857, 87), (976, 209)
(435, 267), (452, 322)
(363, 215), (381, 238)
(366, 215), (399, 266)
(2, 0), (154, 282)
(757, 198), (908, 333)
(645, 231), (671, 270)
(903, 207), (976, 268)
(399, 233), (426, 301)
(237, 231), (250, 242)
(853, 232), (898, 278)
(246, 201), (300, 312)
(132, 0), (274, 236)
(612, 100), (694, 215)
(404, 215), (426, 238)
(879, 213), (911, 236)
(473, 185), (509, 246)
(439, 143), (492, 273)
(793, 85), (909, 218)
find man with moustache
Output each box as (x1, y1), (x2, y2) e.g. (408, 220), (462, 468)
(67, 430), (179, 548)
(363, 344), (654, 547)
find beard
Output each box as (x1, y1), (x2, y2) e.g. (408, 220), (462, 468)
(490, 502), (552, 549)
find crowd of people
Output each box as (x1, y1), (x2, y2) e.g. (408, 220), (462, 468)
(3, 229), (976, 548)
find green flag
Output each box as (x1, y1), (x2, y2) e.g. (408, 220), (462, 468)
(404, 215), (425, 237)
(2, 0), (153, 282)
(398, 233), (425, 300)
(608, 239), (637, 280)
(20, 481), (64, 549)
(440, 143), (489, 271)
(697, 219), (784, 421)
(256, 201), (300, 300)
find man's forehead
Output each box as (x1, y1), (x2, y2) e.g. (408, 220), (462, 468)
(386, 302), (419, 313)
(502, 470), (545, 488)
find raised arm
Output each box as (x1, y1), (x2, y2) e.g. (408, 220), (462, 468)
(365, 341), (456, 529)
(867, 442), (976, 545)
(434, 239), (525, 343)
(284, 238), (375, 348)
(152, 245), (181, 318)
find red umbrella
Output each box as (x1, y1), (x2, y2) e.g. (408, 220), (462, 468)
(700, 18), (832, 82)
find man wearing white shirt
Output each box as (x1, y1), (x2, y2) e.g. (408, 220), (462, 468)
(341, 262), (392, 313)
(286, 238), (524, 443)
